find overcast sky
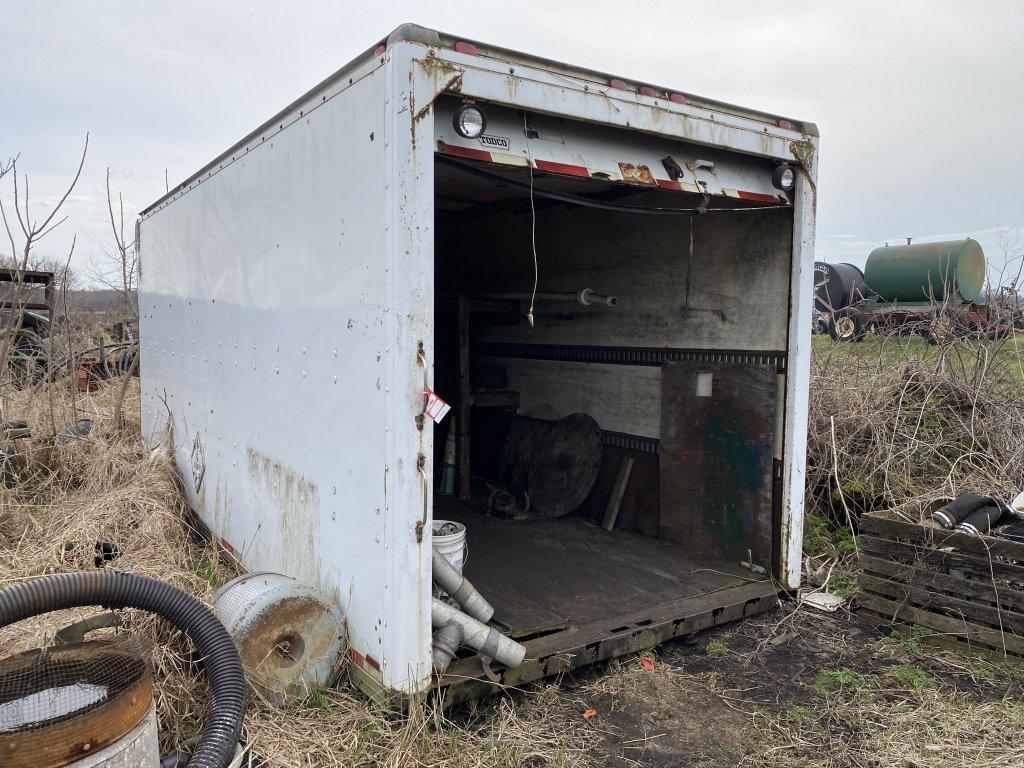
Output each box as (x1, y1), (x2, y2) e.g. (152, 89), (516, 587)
(3, 1), (1022, 283)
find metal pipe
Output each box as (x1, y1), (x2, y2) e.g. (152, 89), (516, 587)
(431, 621), (462, 674)
(431, 550), (494, 623)
(465, 289), (619, 307)
(578, 288), (618, 307)
(431, 597), (526, 669)
(98, 337), (112, 379)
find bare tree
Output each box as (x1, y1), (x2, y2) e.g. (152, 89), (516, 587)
(86, 167), (138, 319)
(0, 135), (88, 414)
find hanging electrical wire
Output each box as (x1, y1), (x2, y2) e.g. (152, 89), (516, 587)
(523, 112), (539, 327)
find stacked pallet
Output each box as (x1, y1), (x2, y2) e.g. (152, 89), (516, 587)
(859, 509), (1024, 661)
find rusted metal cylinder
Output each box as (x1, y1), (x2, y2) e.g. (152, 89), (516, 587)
(71, 705), (159, 768)
(0, 571), (245, 768)
(865, 239), (986, 304)
(0, 641), (157, 768)
(212, 572), (344, 707)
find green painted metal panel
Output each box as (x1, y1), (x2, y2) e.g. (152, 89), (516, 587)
(864, 239), (985, 304)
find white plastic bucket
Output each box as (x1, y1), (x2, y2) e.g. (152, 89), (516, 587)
(432, 520), (467, 573)
(1013, 491), (1024, 515)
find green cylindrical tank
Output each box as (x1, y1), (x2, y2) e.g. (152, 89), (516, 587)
(864, 239), (985, 304)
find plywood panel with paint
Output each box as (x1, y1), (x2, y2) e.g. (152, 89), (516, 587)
(660, 361), (775, 565)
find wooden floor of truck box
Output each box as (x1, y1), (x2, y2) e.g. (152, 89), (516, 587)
(434, 498), (780, 702)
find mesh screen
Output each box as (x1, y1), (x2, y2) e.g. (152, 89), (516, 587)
(0, 634), (151, 734)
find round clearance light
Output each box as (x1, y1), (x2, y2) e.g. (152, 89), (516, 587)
(772, 163), (796, 192)
(453, 103), (486, 139)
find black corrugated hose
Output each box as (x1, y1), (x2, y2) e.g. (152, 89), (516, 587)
(0, 571), (245, 768)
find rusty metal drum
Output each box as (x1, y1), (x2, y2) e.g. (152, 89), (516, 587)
(212, 572), (344, 706)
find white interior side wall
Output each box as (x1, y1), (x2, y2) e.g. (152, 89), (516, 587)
(439, 202), (792, 437)
(479, 359), (662, 438)
(138, 66), (393, 683)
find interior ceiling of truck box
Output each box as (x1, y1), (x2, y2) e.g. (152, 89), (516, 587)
(434, 157), (785, 219)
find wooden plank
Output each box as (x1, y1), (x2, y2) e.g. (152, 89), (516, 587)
(859, 535), (1024, 583)
(860, 554), (1024, 613)
(859, 573), (1024, 635)
(470, 389), (519, 408)
(660, 361), (775, 564)
(857, 592), (1024, 656)
(601, 457), (634, 531)
(861, 512), (1024, 562)
(864, 606), (1023, 663)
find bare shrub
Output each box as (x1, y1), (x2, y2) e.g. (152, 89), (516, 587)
(806, 328), (1024, 527)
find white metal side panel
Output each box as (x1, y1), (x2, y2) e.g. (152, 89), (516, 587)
(138, 66), (391, 677)
(377, 44), (463, 694)
(780, 143), (818, 589)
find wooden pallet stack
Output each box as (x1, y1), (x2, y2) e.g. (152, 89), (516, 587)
(859, 509), (1024, 662)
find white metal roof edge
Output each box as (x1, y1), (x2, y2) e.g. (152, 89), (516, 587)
(140, 22), (817, 218)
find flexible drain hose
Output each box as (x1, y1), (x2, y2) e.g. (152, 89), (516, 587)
(0, 571), (245, 768)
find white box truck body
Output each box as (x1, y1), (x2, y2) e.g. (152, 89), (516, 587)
(138, 24), (818, 700)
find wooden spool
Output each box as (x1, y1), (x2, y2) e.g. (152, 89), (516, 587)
(528, 413), (603, 518)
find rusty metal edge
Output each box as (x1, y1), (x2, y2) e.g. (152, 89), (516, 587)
(0, 654), (153, 768)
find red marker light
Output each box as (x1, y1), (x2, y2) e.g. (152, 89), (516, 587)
(454, 41), (479, 56)
(669, 93), (688, 105)
(609, 78), (630, 91)
(777, 119), (794, 130)
(373, 44), (386, 57)
(638, 86), (657, 97)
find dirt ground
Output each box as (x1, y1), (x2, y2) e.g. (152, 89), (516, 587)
(526, 601), (1024, 768)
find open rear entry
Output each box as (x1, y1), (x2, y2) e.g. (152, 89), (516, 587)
(430, 99), (793, 698)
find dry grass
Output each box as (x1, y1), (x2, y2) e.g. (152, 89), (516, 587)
(0, 380), (587, 767)
(791, 329), (1024, 766)
(755, 678), (1024, 768)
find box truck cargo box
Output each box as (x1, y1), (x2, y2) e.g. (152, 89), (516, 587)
(138, 24), (818, 702)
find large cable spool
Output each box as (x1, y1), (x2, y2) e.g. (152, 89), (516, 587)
(528, 413), (603, 518)
(814, 262), (866, 312)
(212, 573), (344, 707)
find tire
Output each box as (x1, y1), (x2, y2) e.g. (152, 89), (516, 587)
(829, 308), (866, 342)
